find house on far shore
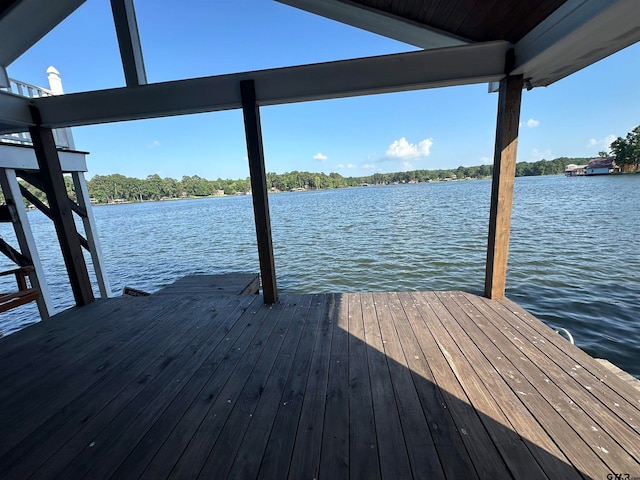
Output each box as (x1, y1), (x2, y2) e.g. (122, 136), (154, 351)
(585, 156), (618, 175)
(564, 164), (587, 176)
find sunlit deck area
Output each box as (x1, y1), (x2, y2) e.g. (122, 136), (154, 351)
(0, 275), (638, 479)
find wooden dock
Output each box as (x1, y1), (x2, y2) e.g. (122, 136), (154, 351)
(0, 278), (638, 479)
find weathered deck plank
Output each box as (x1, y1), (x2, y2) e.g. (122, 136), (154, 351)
(288, 293), (336, 479)
(346, 290), (380, 480)
(225, 294), (315, 479)
(459, 293), (640, 464)
(154, 273), (260, 297)
(394, 292), (479, 480)
(0, 284), (639, 479)
(437, 291), (631, 477)
(376, 292), (445, 479)
(318, 294), (350, 480)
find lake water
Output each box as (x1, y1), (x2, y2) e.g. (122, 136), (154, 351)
(1, 174), (639, 378)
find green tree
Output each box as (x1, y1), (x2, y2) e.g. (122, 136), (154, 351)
(610, 126), (640, 171)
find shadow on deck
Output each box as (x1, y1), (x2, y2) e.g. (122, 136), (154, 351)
(0, 276), (638, 479)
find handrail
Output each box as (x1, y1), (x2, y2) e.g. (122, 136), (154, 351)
(0, 265), (39, 314)
(2, 78), (53, 98)
(0, 76), (74, 149)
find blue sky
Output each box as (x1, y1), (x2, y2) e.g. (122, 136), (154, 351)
(7, 0), (640, 180)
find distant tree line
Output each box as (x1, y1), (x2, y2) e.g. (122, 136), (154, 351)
(0, 156), (591, 206)
(82, 156), (586, 203)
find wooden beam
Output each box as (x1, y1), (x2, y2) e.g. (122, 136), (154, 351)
(17, 183), (90, 250)
(484, 74), (523, 300)
(110, 0), (147, 86)
(240, 79), (277, 304)
(28, 117), (94, 306)
(275, 0), (470, 49)
(0, 237), (31, 266)
(22, 41), (510, 132)
(0, 90), (33, 130)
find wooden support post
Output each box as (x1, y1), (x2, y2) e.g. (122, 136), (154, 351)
(240, 79), (278, 304)
(72, 171), (112, 298)
(484, 74), (523, 299)
(0, 168), (54, 318)
(29, 120), (94, 306)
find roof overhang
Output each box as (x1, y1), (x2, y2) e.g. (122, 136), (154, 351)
(0, 0), (637, 134)
(279, 0), (640, 88)
(0, 0), (86, 67)
(275, 0), (470, 49)
(512, 0), (640, 86)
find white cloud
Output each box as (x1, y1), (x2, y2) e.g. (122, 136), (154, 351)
(526, 118), (540, 128)
(313, 152), (328, 161)
(362, 163), (376, 170)
(401, 161), (413, 171)
(148, 140), (161, 148)
(531, 148), (552, 161)
(480, 156), (490, 163)
(386, 137), (433, 159)
(347, 163), (356, 169)
(337, 163), (356, 169)
(587, 134), (616, 150)
(337, 163), (344, 169)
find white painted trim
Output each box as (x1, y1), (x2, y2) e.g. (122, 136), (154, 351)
(47, 66), (64, 95)
(110, 0), (147, 86)
(514, 0), (640, 86)
(28, 41), (509, 129)
(0, 144), (87, 171)
(276, 0), (469, 49)
(0, 168), (54, 319)
(71, 172), (112, 298)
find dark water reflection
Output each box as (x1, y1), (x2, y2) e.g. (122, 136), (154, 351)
(1, 175), (638, 377)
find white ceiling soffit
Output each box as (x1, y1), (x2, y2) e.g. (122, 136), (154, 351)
(514, 0), (640, 86)
(0, 0), (87, 66)
(275, 0), (470, 49)
(24, 42), (509, 131)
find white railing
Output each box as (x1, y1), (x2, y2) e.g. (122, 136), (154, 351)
(0, 70), (75, 150)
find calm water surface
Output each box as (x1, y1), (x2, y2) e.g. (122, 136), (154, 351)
(1, 175), (638, 377)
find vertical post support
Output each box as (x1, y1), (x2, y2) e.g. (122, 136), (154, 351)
(72, 171), (112, 298)
(110, 0), (147, 87)
(29, 118), (94, 306)
(240, 79), (278, 304)
(0, 169), (54, 318)
(484, 73), (523, 299)
(46, 66), (76, 150)
(0, 65), (9, 88)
